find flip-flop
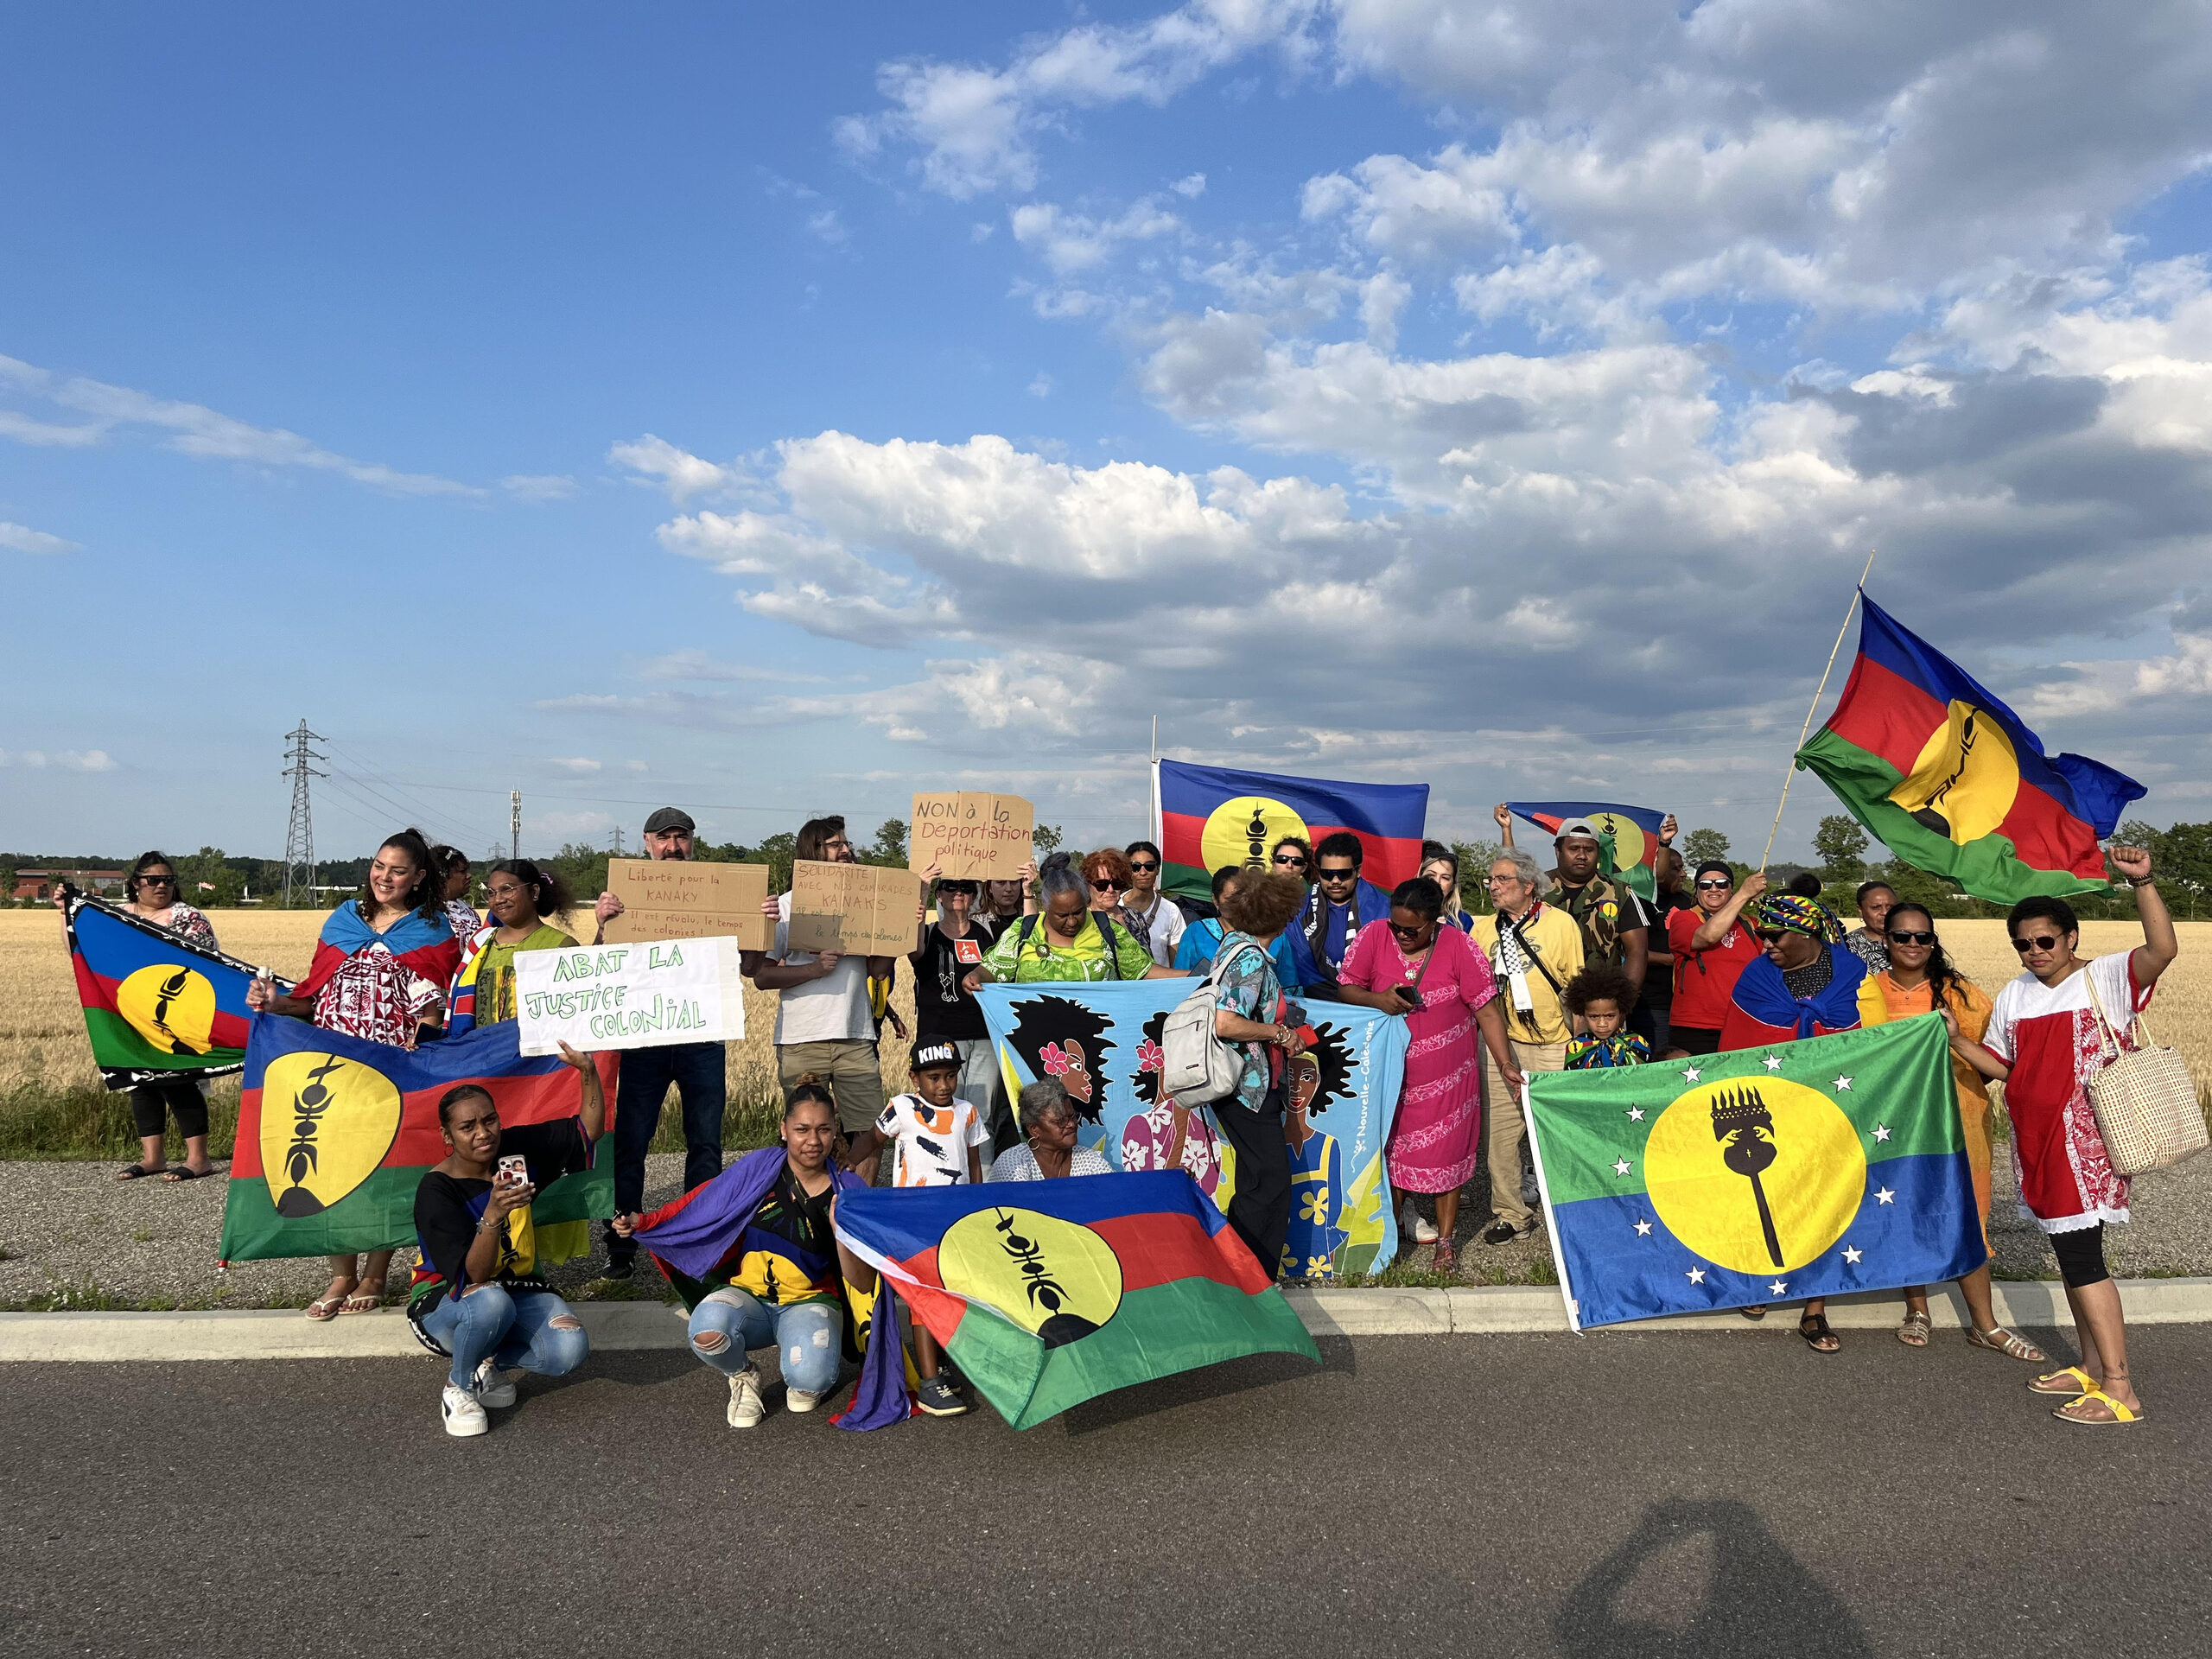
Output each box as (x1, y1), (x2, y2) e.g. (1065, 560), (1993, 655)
(2053, 1387), (2142, 1425)
(162, 1166), (217, 1182)
(2029, 1365), (2097, 1396)
(118, 1164), (164, 1180)
(305, 1294), (348, 1321)
(339, 1294), (383, 1315)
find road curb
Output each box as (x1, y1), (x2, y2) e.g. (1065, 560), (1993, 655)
(5, 1278), (2210, 1362)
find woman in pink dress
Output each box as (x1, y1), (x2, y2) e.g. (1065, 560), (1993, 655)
(1338, 876), (1524, 1272)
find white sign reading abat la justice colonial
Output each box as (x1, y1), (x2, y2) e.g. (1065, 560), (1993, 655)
(512, 938), (747, 1057)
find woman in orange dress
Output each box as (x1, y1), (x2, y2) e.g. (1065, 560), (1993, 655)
(1878, 903), (2044, 1363)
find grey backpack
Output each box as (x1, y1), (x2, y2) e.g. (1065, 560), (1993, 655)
(1159, 931), (1263, 1105)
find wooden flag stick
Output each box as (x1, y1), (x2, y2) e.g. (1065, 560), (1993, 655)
(1758, 548), (1879, 874)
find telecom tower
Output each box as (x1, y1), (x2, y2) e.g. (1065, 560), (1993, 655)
(281, 721), (326, 907)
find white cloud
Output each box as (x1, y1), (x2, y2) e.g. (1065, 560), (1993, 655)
(0, 520), (79, 555)
(806, 207), (849, 245)
(1010, 198), (1182, 276)
(0, 353), (477, 496)
(639, 650), (836, 684)
(1171, 172), (1207, 199)
(1027, 372), (1054, 398)
(544, 757), (602, 774)
(607, 435), (749, 502)
(837, 0), (1321, 198)
(0, 748), (114, 771)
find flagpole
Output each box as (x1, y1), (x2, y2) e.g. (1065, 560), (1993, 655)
(1758, 548), (1878, 874)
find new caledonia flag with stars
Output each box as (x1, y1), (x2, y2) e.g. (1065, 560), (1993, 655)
(1526, 1014), (1985, 1329)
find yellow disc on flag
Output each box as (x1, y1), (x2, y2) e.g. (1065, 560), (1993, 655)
(1643, 1077), (1865, 1275)
(1588, 812), (1649, 873)
(1889, 698), (2021, 844)
(1200, 796), (1309, 873)
(939, 1205), (1123, 1348)
(258, 1051), (404, 1218)
(116, 963), (217, 1056)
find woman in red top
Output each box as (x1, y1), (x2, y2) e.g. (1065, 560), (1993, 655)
(1665, 862), (1763, 1054)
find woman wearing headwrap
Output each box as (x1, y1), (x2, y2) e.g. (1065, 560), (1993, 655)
(1718, 882), (1890, 1352)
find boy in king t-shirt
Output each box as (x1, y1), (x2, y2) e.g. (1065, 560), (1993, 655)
(842, 1039), (990, 1417)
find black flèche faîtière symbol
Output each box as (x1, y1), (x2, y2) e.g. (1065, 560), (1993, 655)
(1712, 1086), (1785, 1269)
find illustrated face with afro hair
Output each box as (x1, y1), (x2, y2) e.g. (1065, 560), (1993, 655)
(1003, 994), (1116, 1124)
(1287, 1024), (1355, 1120)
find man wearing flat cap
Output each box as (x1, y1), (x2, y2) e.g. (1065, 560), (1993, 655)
(593, 806), (726, 1276)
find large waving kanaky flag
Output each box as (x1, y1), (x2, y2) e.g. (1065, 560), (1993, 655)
(1529, 1015), (1984, 1328)
(65, 893), (282, 1090)
(1154, 760), (1428, 903)
(1796, 595), (2145, 904)
(834, 1172), (1319, 1429)
(220, 1018), (617, 1263)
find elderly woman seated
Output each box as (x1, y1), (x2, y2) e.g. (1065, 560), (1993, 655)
(988, 1078), (1114, 1181)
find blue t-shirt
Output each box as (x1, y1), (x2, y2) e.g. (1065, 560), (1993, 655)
(1174, 918), (1313, 990)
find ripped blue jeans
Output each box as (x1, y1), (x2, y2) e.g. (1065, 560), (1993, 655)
(687, 1287), (841, 1395)
(417, 1284), (589, 1391)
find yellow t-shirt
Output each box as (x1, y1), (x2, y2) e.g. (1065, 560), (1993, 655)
(1471, 905), (1586, 1046)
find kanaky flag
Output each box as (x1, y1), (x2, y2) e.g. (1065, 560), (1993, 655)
(220, 1018), (617, 1263)
(833, 1172), (1319, 1429)
(1154, 760), (1427, 902)
(1505, 802), (1668, 900)
(64, 892), (281, 1090)
(1529, 1016), (1985, 1328)
(1796, 595), (2144, 904)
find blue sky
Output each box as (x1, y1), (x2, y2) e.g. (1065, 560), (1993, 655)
(5, 3), (2209, 864)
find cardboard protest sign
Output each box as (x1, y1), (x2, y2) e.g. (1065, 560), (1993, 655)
(601, 858), (772, 951)
(512, 937), (747, 1058)
(787, 860), (918, 957)
(908, 791), (1033, 880)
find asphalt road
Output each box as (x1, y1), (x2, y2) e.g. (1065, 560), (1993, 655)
(6, 1326), (2209, 1658)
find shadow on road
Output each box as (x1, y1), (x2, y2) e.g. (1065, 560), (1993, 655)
(1056, 1335), (1354, 1434)
(1556, 1497), (1869, 1659)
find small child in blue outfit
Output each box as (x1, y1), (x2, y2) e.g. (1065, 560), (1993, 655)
(1563, 963), (1650, 1069)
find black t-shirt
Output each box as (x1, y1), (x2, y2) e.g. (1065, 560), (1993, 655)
(408, 1117), (591, 1318)
(1643, 891), (1694, 1011)
(909, 918), (997, 1041)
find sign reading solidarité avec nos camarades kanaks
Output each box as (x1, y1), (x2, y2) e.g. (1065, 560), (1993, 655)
(512, 938), (748, 1057)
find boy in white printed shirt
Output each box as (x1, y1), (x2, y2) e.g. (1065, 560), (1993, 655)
(842, 1040), (989, 1416)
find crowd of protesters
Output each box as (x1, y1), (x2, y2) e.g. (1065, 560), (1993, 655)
(86, 794), (2180, 1436)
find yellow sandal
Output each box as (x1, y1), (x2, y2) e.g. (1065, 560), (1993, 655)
(2053, 1388), (2141, 1425)
(2028, 1365), (2095, 1396)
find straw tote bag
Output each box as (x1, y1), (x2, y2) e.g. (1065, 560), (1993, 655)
(2082, 961), (2207, 1176)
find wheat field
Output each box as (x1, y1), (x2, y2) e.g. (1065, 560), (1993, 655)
(1, 907), (2203, 1126)
(0, 907), (918, 1150)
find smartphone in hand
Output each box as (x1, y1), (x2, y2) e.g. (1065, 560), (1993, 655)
(496, 1154), (528, 1189)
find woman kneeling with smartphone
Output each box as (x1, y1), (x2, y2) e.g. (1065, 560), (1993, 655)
(406, 1042), (606, 1438)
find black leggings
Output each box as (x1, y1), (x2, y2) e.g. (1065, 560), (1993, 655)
(129, 1080), (209, 1141)
(1212, 1087), (1291, 1281)
(2050, 1224), (2109, 1290)
(1672, 1026), (1723, 1057)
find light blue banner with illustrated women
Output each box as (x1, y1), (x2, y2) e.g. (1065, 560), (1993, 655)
(976, 982), (1409, 1281)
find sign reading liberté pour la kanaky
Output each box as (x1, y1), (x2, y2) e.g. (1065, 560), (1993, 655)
(512, 938), (747, 1057)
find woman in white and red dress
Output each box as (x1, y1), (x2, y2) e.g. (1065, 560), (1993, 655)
(1948, 846), (2177, 1426)
(250, 828), (461, 1319)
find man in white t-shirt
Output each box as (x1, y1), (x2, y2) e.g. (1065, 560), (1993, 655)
(742, 815), (896, 1174)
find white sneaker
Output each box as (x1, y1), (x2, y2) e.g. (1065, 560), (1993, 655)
(1401, 1199), (1439, 1244)
(473, 1357), (517, 1408)
(785, 1386), (824, 1414)
(726, 1365), (766, 1428)
(441, 1383), (487, 1439)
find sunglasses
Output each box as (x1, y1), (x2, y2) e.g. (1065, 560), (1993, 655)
(1886, 929), (1935, 945)
(1274, 854), (1306, 867)
(1090, 878), (1127, 893)
(1128, 860), (1159, 874)
(1755, 929), (1789, 944)
(1318, 868), (1357, 881)
(1388, 921), (1428, 939)
(137, 874), (177, 886)
(2012, 933), (2064, 953)
(938, 881), (979, 896)
(1695, 878), (1732, 891)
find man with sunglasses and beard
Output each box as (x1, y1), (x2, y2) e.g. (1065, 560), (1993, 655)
(1297, 832), (1393, 1001)
(1717, 888), (1891, 1353)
